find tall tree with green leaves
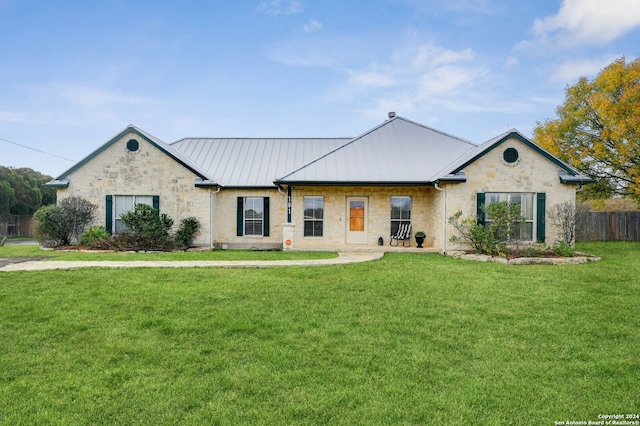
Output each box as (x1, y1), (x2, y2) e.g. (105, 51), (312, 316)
(0, 181), (16, 221)
(0, 166), (56, 217)
(533, 57), (640, 203)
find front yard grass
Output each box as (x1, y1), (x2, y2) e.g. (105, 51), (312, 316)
(0, 245), (337, 261)
(0, 242), (638, 425)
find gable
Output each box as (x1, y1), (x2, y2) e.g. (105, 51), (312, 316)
(46, 125), (215, 187)
(441, 130), (594, 185)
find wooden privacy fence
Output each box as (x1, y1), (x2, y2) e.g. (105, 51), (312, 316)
(0, 215), (35, 238)
(576, 211), (640, 242)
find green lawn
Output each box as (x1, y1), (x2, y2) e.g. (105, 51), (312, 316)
(0, 245), (337, 261)
(0, 242), (638, 425)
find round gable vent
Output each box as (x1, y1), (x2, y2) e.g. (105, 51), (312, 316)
(126, 139), (139, 152)
(503, 147), (519, 164)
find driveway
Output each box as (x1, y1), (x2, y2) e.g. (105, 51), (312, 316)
(0, 251), (385, 272)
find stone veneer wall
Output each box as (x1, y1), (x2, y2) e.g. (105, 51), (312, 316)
(210, 188), (285, 250)
(287, 186), (437, 250)
(56, 132), (578, 251)
(286, 137), (578, 252)
(440, 136), (578, 252)
(56, 130), (213, 246)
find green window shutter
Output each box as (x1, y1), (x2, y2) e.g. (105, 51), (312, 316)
(476, 193), (486, 227)
(237, 197), (244, 236)
(263, 197), (270, 237)
(105, 195), (113, 234)
(536, 193), (546, 243)
(153, 196), (160, 211)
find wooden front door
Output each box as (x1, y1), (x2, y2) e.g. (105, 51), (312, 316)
(346, 197), (367, 244)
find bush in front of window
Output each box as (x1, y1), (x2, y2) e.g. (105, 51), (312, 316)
(449, 201), (526, 256)
(448, 211), (498, 255)
(105, 204), (175, 251)
(84, 205), (201, 251)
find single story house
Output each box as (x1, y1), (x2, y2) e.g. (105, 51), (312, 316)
(45, 113), (592, 252)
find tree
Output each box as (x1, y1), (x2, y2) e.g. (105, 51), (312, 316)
(548, 201), (577, 246)
(0, 181), (16, 222)
(0, 166), (56, 216)
(533, 57), (640, 203)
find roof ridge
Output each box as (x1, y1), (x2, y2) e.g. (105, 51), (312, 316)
(394, 116), (477, 147)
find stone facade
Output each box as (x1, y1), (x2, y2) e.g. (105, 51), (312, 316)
(286, 186), (438, 250)
(441, 135), (577, 251)
(51, 125), (581, 252)
(210, 188), (285, 250)
(56, 130), (214, 246)
(284, 136), (578, 252)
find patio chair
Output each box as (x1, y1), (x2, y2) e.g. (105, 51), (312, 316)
(390, 223), (411, 247)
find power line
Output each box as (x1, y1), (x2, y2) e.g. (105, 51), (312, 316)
(0, 136), (76, 162)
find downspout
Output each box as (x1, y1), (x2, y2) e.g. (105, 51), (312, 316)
(434, 182), (447, 255)
(210, 187), (221, 248)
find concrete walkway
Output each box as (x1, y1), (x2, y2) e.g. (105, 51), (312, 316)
(0, 251), (385, 272)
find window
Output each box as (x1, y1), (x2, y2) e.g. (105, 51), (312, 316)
(484, 193), (534, 241)
(236, 197), (270, 237)
(105, 195), (157, 233)
(244, 197), (263, 236)
(503, 147), (519, 163)
(390, 196), (412, 235)
(304, 196), (324, 237)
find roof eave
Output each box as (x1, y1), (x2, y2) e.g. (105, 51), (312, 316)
(43, 179), (70, 188)
(274, 180), (435, 187)
(435, 172), (467, 183)
(559, 174), (596, 184)
(194, 179), (221, 188)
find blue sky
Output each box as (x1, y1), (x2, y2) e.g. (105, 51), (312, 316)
(1, 0), (639, 178)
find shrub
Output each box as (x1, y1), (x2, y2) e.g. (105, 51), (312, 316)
(553, 241), (576, 257)
(174, 217), (201, 250)
(110, 204), (175, 251)
(79, 226), (110, 247)
(120, 204), (174, 237)
(449, 202), (526, 256)
(549, 201), (577, 246)
(448, 211), (497, 254)
(34, 196), (96, 247)
(34, 205), (67, 247)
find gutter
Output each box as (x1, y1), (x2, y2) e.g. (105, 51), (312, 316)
(209, 187), (221, 248)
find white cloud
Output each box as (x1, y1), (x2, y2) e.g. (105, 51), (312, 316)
(411, 45), (475, 68)
(48, 84), (151, 109)
(548, 55), (620, 83)
(304, 19), (322, 33)
(256, 0), (303, 16)
(335, 43), (491, 117)
(348, 70), (396, 88)
(523, 0), (640, 49)
(504, 57), (519, 68)
(417, 65), (481, 95)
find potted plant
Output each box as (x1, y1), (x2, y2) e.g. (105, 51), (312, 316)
(414, 231), (426, 248)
